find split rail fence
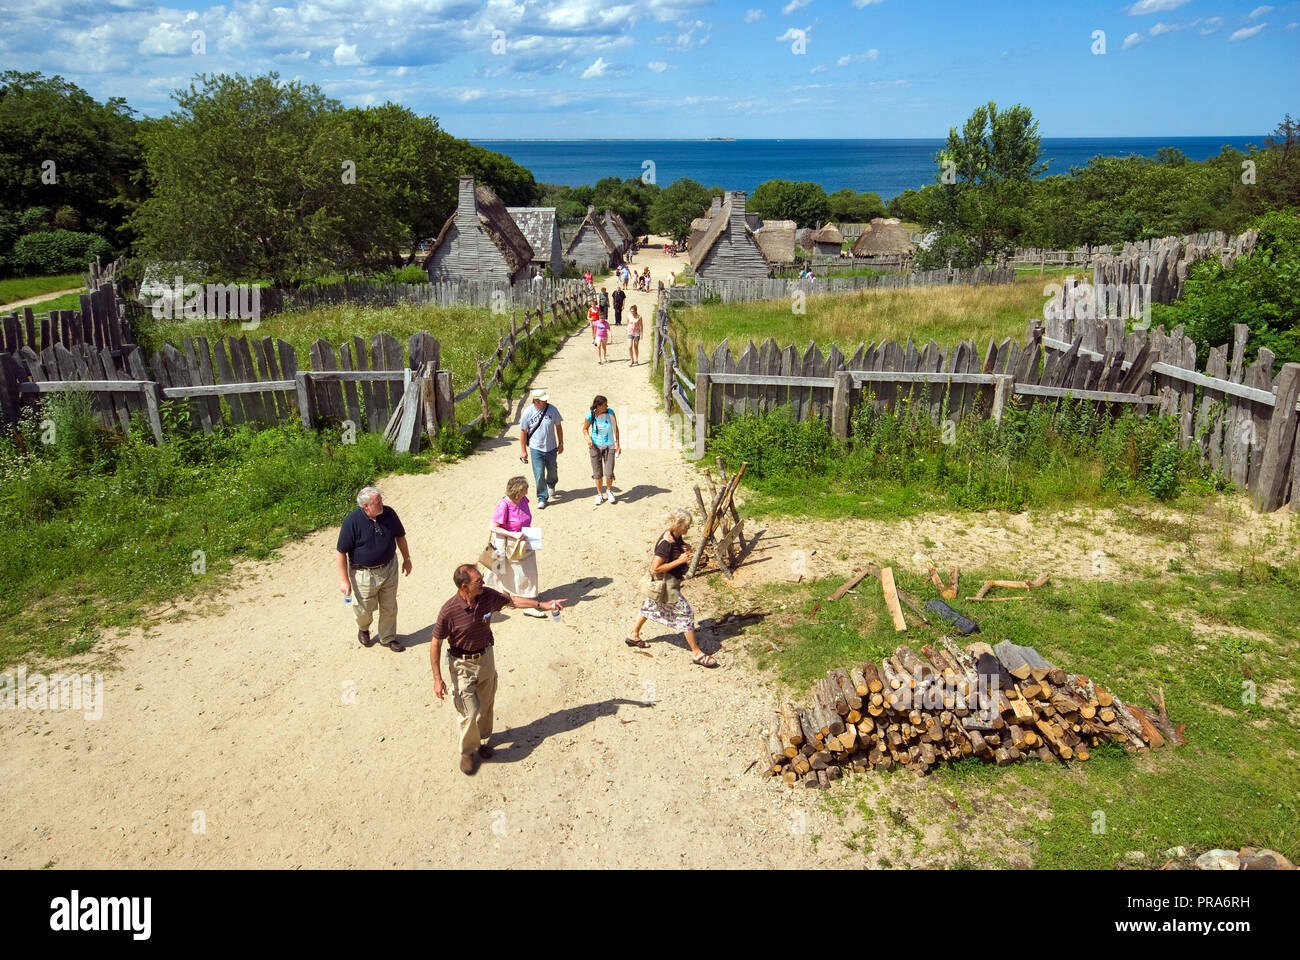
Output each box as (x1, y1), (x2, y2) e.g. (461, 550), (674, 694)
(0, 288), (593, 453)
(652, 289), (1300, 513)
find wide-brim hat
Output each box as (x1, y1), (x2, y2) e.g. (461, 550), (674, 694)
(530, 389), (550, 403)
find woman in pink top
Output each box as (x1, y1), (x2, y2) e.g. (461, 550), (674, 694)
(593, 314), (610, 364)
(625, 304), (643, 366)
(485, 476), (545, 617)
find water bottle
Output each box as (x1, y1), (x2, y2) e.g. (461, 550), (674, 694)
(550, 605), (561, 623)
(344, 593), (352, 605)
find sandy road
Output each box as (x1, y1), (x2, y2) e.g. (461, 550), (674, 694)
(0, 244), (844, 869)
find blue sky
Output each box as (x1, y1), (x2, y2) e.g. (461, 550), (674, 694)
(1, 0), (1296, 138)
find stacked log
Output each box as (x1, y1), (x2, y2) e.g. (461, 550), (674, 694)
(758, 640), (1174, 788)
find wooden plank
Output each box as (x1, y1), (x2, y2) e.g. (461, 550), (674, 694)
(162, 380), (296, 397)
(72, 345), (113, 429)
(710, 340), (729, 426)
(736, 341), (758, 417)
(708, 373), (836, 388)
(1226, 324), (1251, 487)
(260, 336), (290, 422)
(352, 335), (380, 433)
(1149, 362), (1276, 406)
(880, 567), (907, 632)
(275, 340), (298, 425)
(308, 339), (344, 425)
(376, 332), (404, 412)
(1254, 364), (1300, 512)
(807, 344), (829, 421)
(162, 343), (202, 430)
(181, 338), (213, 434)
(227, 337), (268, 424)
(762, 337), (780, 415)
(778, 344), (796, 418)
(880, 340), (903, 414)
(0, 351), (24, 424)
(721, 342), (738, 422)
(1245, 351), (1275, 492)
(212, 338), (246, 426)
(1013, 383), (1154, 405)
(84, 345), (129, 432)
(337, 341), (363, 429)
(1205, 345), (1228, 473)
(192, 337), (223, 427)
(249, 337), (282, 423)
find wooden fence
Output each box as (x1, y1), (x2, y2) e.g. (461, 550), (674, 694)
(665, 266), (1015, 305)
(0, 282), (134, 355)
(0, 288), (593, 453)
(252, 277), (582, 315)
(652, 288), (1300, 512)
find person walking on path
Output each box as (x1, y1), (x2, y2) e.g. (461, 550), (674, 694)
(587, 300), (600, 348)
(593, 313), (610, 364)
(485, 476), (547, 618)
(432, 564), (564, 774)
(335, 486), (412, 652)
(612, 286), (626, 326)
(626, 304), (643, 366)
(518, 389), (563, 508)
(598, 286), (610, 327)
(625, 508), (718, 667)
(583, 395), (621, 505)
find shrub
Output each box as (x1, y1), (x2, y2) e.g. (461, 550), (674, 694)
(11, 230), (111, 275)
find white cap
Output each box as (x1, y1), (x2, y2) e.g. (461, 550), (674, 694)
(530, 389), (549, 402)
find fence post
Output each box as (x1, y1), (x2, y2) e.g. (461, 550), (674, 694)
(991, 374), (1014, 425)
(693, 373), (709, 461)
(664, 356), (675, 406)
(831, 370), (851, 440)
(419, 361), (439, 442)
(141, 381), (164, 445)
(435, 370), (454, 431)
(295, 371), (313, 429)
(1253, 363), (1300, 512)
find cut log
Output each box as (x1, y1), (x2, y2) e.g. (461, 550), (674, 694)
(832, 667), (862, 711)
(974, 580), (993, 600)
(779, 702), (805, 747)
(880, 567), (907, 631)
(1017, 644), (1056, 682)
(1029, 572), (1051, 588)
(860, 661), (883, 693)
(926, 562), (946, 593)
(850, 666), (869, 698)
(828, 569), (869, 601)
(994, 641), (1033, 681)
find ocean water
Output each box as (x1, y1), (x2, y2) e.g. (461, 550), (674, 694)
(470, 137), (1264, 202)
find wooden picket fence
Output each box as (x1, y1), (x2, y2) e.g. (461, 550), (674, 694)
(665, 266), (1014, 305)
(652, 288), (1300, 512)
(0, 288), (594, 453)
(0, 282), (134, 355)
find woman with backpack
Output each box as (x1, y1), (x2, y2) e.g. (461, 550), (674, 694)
(582, 395), (621, 505)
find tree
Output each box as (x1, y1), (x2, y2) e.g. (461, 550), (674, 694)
(649, 178), (710, 244)
(590, 176), (660, 236)
(919, 101), (1046, 266)
(748, 179), (830, 227)
(827, 188), (885, 223)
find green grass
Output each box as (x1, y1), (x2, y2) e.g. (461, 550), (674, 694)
(668, 273), (1048, 382)
(0, 273), (84, 305)
(27, 291), (89, 314)
(738, 561), (1300, 867)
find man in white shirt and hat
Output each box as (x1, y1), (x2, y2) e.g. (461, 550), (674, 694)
(518, 388), (564, 508)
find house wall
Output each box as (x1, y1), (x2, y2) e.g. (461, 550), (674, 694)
(568, 226), (613, 271)
(426, 222), (514, 283)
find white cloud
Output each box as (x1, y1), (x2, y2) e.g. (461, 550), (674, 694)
(138, 22), (193, 56)
(1286, 22), (1298, 30)
(744, 9), (763, 22)
(1122, 32), (1143, 49)
(782, 0), (813, 13)
(1248, 6), (1272, 18)
(852, 0), (885, 6)
(1126, 0), (1190, 14)
(580, 56), (608, 78)
(1150, 21), (1172, 35)
(333, 42), (363, 66)
(1200, 16), (1223, 33)
(1229, 23), (1266, 40)
(647, 60), (668, 71)
(835, 49), (878, 66)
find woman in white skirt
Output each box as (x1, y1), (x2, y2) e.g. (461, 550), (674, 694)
(485, 476), (547, 617)
(625, 507), (719, 666)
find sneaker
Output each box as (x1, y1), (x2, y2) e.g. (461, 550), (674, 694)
(605, 489), (617, 504)
(547, 487), (557, 501)
(537, 499), (547, 510)
(523, 607), (548, 618)
(593, 494), (604, 505)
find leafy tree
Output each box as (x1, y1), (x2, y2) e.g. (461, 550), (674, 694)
(827, 188), (885, 223)
(748, 179), (830, 227)
(589, 176), (659, 236)
(649, 178), (710, 244)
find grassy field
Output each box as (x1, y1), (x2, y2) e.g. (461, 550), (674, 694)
(718, 543), (1300, 868)
(668, 273), (1052, 380)
(0, 299), (588, 667)
(0, 273), (84, 305)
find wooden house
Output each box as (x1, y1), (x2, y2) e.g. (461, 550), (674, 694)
(603, 209), (635, 257)
(564, 205), (620, 271)
(691, 191), (773, 280)
(424, 176), (534, 284)
(851, 217), (916, 258)
(507, 206), (563, 277)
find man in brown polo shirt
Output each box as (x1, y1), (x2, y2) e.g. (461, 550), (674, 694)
(432, 563), (564, 774)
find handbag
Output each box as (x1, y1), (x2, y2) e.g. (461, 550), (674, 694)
(637, 534), (682, 605)
(477, 539), (498, 570)
(506, 534), (530, 561)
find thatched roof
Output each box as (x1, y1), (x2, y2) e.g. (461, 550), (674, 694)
(691, 191), (771, 271)
(507, 207), (558, 259)
(851, 217), (915, 257)
(425, 178), (534, 277)
(808, 222), (844, 245)
(564, 205), (619, 257)
(688, 216), (712, 251)
(604, 209), (635, 249)
(754, 220), (796, 264)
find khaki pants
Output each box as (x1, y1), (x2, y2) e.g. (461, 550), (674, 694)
(450, 646), (497, 756)
(350, 555), (399, 643)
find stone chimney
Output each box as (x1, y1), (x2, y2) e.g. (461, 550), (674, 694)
(710, 195), (722, 217)
(587, 204), (596, 218)
(726, 191), (747, 234)
(456, 176), (477, 229)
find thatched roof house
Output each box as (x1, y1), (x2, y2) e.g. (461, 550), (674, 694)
(565, 205), (621, 271)
(425, 176), (534, 284)
(807, 222), (845, 256)
(851, 217), (915, 258)
(688, 195), (723, 252)
(691, 190), (772, 280)
(507, 206), (563, 277)
(754, 220), (796, 264)
(603, 209), (635, 254)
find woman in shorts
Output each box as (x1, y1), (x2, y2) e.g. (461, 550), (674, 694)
(582, 394), (620, 504)
(625, 304), (642, 366)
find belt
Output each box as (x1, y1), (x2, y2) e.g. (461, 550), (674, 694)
(448, 647), (489, 661)
(354, 558), (394, 571)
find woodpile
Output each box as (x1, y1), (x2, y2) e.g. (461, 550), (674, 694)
(757, 638), (1183, 788)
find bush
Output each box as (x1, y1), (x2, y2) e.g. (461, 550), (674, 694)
(381, 264), (429, 284)
(11, 229), (110, 275)
(709, 406), (841, 482)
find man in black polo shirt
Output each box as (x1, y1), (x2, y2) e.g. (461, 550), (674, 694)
(335, 486), (412, 652)
(432, 563), (564, 774)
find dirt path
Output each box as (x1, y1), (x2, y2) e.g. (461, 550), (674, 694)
(0, 287), (82, 311)
(0, 243), (842, 869)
